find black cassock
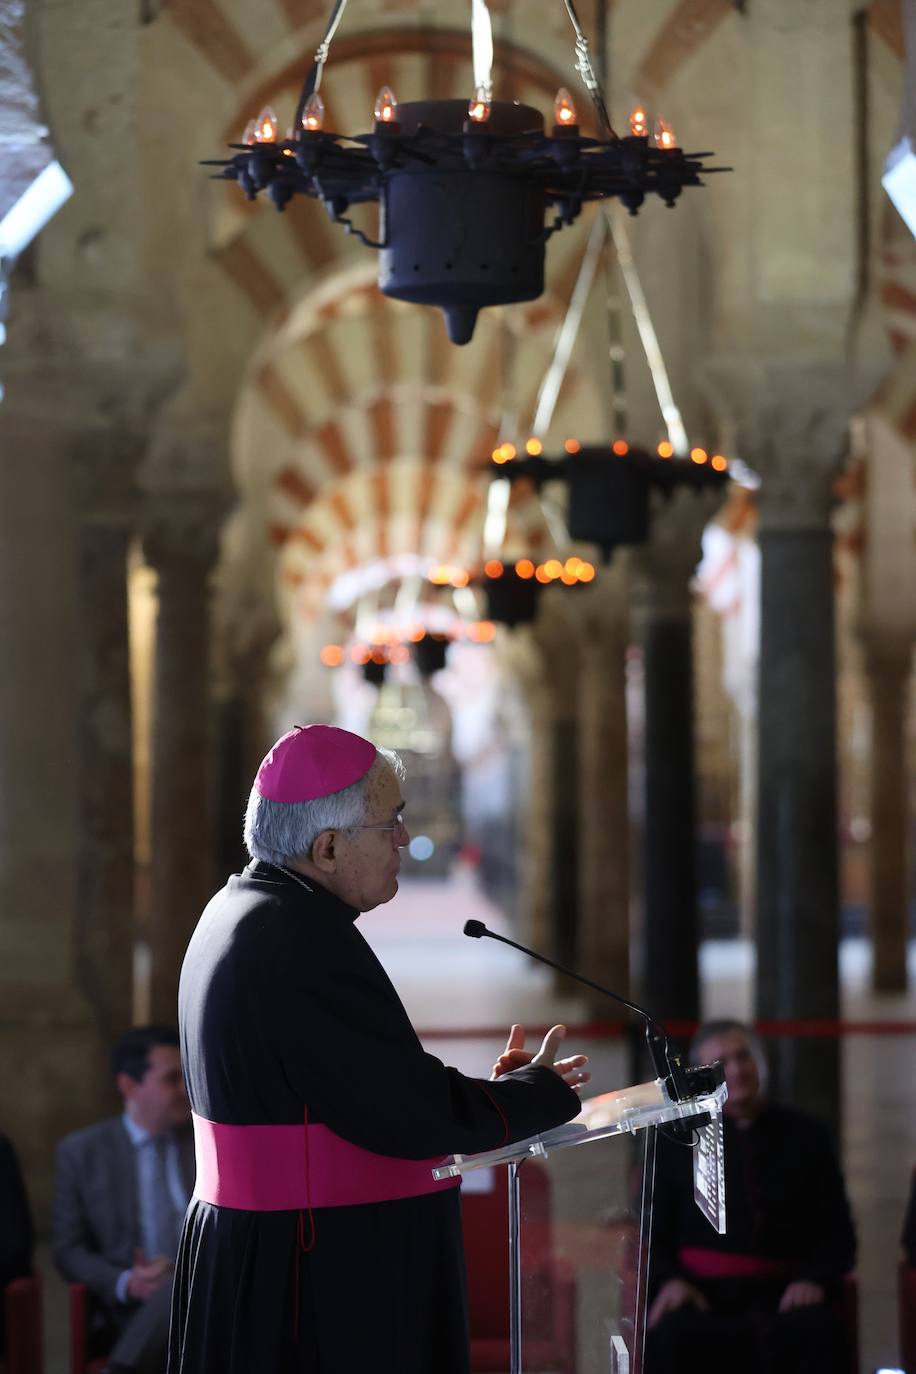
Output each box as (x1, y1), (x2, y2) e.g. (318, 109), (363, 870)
(168, 861), (579, 1374)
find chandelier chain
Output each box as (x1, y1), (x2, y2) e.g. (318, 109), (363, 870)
(294, 0), (351, 127)
(561, 0), (615, 138)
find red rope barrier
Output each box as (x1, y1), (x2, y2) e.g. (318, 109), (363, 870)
(417, 1018), (916, 1040)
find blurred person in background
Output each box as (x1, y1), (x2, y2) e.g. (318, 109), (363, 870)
(645, 1018), (856, 1374)
(54, 1025), (193, 1374)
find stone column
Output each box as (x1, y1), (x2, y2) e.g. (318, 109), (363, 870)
(513, 600), (582, 971)
(631, 488), (724, 1028)
(73, 431), (139, 1048)
(212, 609), (283, 881)
(576, 567), (631, 1019)
(511, 633), (555, 954)
(0, 342), (147, 1214)
(856, 408), (916, 992)
(535, 598), (582, 974)
(862, 634), (913, 993)
(142, 494), (222, 1023)
(747, 385), (850, 1139)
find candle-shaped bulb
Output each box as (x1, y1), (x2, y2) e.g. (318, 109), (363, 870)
(374, 86), (398, 124)
(254, 106), (279, 142)
(653, 116), (677, 150)
(467, 87), (491, 123)
(242, 118), (258, 145)
(628, 104), (649, 138)
(553, 87), (577, 127)
(302, 92), (325, 133)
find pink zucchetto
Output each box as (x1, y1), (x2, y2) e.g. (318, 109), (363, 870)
(254, 725), (377, 804)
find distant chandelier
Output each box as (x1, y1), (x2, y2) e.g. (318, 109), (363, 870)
(205, 0), (725, 343)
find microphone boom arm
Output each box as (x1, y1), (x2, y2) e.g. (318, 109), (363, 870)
(463, 919), (694, 1101)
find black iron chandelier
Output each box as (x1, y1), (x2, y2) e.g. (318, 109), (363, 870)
(488, 437), (731, 562)
(205, 0), (725, 343)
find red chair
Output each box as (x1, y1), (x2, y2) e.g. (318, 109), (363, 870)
(68, 1285), (108, 1374)
(899, 1262), (916, 1373)
(461, 1162), (576, 1374)
(2, 1274), (44, 1374)
(840, 1273), (859, 1374)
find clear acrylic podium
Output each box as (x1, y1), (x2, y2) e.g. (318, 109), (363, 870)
(434, 1076), (727, 1374)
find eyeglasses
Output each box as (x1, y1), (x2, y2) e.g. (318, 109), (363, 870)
(346, 812), (407, 835)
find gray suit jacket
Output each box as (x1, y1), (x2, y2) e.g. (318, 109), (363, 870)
(53, 1117), (195, 1309)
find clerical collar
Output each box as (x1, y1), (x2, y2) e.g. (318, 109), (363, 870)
(267, 861), (315, 893)
(252, 861), (360, 922)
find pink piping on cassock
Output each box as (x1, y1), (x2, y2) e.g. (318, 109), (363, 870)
(192, 1112), (460, 1211)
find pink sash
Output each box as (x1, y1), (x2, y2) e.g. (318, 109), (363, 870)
(192, 1112), (460, 1212)
(678, 1245), (796, 1280)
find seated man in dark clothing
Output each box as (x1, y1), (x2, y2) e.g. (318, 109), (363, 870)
(645, 1019), (856, 1374)
(0, 1132), (33, 1356)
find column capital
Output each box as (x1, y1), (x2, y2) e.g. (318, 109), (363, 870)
(72, 427), (142, 526)
(703, 359), (871, 532)
(576, 559), (630, 639)
(631, 486), (724, 622)
(141, 490), (226, 576)
(140, 390), (230, 494)
(532, 587), (586, 652)
(220, 598), (285, 676)
(3, 286), (179, 416)
(747, 401), (847, 534)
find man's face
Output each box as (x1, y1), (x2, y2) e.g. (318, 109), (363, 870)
(695, 1028), (763, 1119)
(332, 761), (409, 912)
(119, 1045), (190, 1135)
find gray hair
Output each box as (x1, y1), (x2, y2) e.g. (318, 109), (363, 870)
(243, 747), (404, 866)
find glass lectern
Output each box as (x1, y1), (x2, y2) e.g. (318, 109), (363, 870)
(434, 1075), (728, 1374)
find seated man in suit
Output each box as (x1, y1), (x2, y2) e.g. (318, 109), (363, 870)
(645, 1019), (856, 1374)
(54, 1025), (193, 1374)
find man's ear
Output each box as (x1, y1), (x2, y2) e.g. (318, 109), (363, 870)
(116, 1072), (138, 1103)
(310, 829), (338, 874)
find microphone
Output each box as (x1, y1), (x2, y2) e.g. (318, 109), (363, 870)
(463, 918), (692, 1101)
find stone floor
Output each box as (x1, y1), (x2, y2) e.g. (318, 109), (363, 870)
(34, 865), (916, 1372)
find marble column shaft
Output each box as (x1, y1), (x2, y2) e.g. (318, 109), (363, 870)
(520, 676), (555, 956)
(756, 526), (840, 1131)
(144, 503), (220, 1023)
(641, 614), (699, 1024)
(74, 434), (138, 1049)
(632, 490), (722, 1027)
(864, 638), (913, 993)
(0, 395), (135, 1216)
(551, 706), (580, 973)
(523, 606), (581, 976)
(744, 382), (851, 1142)
(857, 410), (916, 993)
(577, 610), (630, 1019)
